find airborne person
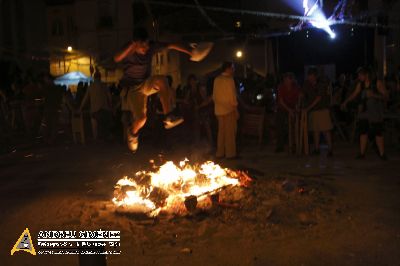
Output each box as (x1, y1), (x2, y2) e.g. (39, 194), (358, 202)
(114, 27), (212, 153)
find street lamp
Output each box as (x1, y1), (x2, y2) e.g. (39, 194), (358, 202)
(67, 46), (73, 52)
(236, 50), (243, 58)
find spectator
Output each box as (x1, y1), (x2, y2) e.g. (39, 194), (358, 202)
(0, 89), (7, 134)
(213, 61), (239, 159)
(195, 82), (213, 148)
(183, 74), (199, 144)
(385, 74), (400, 111)
(22, 77), (43, 137)
(331, 73), (352, 126)
(79, 71), (112, 141)
(332, 74), (348, 106)
(166, 75), (176, 112)
(342, 67), (388, 160)
(275, 72), (300, 153)
(75, 82), (86, 107)
(303, 67), (333, 156)
(41, 73), (64, 144)
(9, 79), (25, 132)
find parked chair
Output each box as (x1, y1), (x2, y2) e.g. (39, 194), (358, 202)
(240, 106), (265, 145)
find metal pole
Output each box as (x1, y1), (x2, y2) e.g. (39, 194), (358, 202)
(264, 40), (268, 75)
(276, 37), (280, 74)
(364, 28), (367, 66)
(383, 35), (387, 77)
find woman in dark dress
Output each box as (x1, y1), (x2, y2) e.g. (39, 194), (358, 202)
(342, 67), (388, 159)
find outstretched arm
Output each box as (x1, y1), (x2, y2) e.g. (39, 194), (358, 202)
(342, 82), (362, 108)
(167, 44), (193, 57)
(114, 42), (136, 63)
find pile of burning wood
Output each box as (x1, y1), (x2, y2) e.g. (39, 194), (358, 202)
(112, 159), (252, 217)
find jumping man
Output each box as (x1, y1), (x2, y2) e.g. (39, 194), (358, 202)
(114, 27), (212, 153)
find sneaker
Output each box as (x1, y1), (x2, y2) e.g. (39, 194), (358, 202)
(356, 153), (365, 160)
(127, 133), (139, 153)
(164, 114), (184, 129)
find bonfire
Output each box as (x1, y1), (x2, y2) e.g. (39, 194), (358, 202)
(112, 159), (251, 216)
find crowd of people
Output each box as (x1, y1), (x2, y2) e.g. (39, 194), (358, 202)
(1, 60), (400, 161)
(275, 66), (400, 160)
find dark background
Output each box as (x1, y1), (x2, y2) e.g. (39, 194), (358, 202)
(278, 25), (375, 79)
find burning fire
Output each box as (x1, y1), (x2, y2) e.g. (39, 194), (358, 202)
(112, 159), (251, 216)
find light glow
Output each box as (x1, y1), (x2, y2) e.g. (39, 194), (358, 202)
(303, 0), (336, 39)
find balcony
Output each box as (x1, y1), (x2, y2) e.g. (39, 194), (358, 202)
(97, 16), (113, 30)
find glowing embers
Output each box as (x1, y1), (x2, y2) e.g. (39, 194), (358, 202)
(112, 159), (251, 216)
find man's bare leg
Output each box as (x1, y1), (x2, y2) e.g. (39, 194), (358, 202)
(126, 88), (148, 153)
(375, 136), (385, 156)
(127, 117), (144, 153)
(151, 76), (184, 129)
(151, 76), (171, 115)
(131, 117), (146, 135)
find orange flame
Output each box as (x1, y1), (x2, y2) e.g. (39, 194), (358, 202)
(112, 159), (248, 216)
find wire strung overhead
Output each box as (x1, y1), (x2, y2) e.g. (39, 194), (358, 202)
(141, 0), (160, 40)
(292, 0), (336, 38)
(146, 0), (397, 29)
(329, 0), (351, 20)
(193, 0), (226, 34)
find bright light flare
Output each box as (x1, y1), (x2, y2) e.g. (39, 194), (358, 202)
(67, 46), (73, 52)
(303, 0), (336, 39)
(236, 50), (243, 58)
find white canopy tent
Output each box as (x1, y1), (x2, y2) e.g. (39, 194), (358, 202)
(54, 71), (93, 86)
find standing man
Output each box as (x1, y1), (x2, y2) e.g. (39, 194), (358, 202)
(213, 62), (239, 159)
(79, 71), (112, 141)
(302, 67), (333, 156)
(114, 27), (211, 153)
(275, 72), (300, 152)
(41, 73), (64, 144)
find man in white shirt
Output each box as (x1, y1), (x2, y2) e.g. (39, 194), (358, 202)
(213, 61), (238, 159)
(79, 71), (112, 140)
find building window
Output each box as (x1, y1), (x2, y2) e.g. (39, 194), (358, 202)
(52, 19), (64, 36)
(98, 0), (113, 28)
(67, 16), (75, 33)
(98, 16), (113, 28)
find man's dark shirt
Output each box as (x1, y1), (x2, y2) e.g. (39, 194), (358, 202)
(119, 41), (166, 87)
